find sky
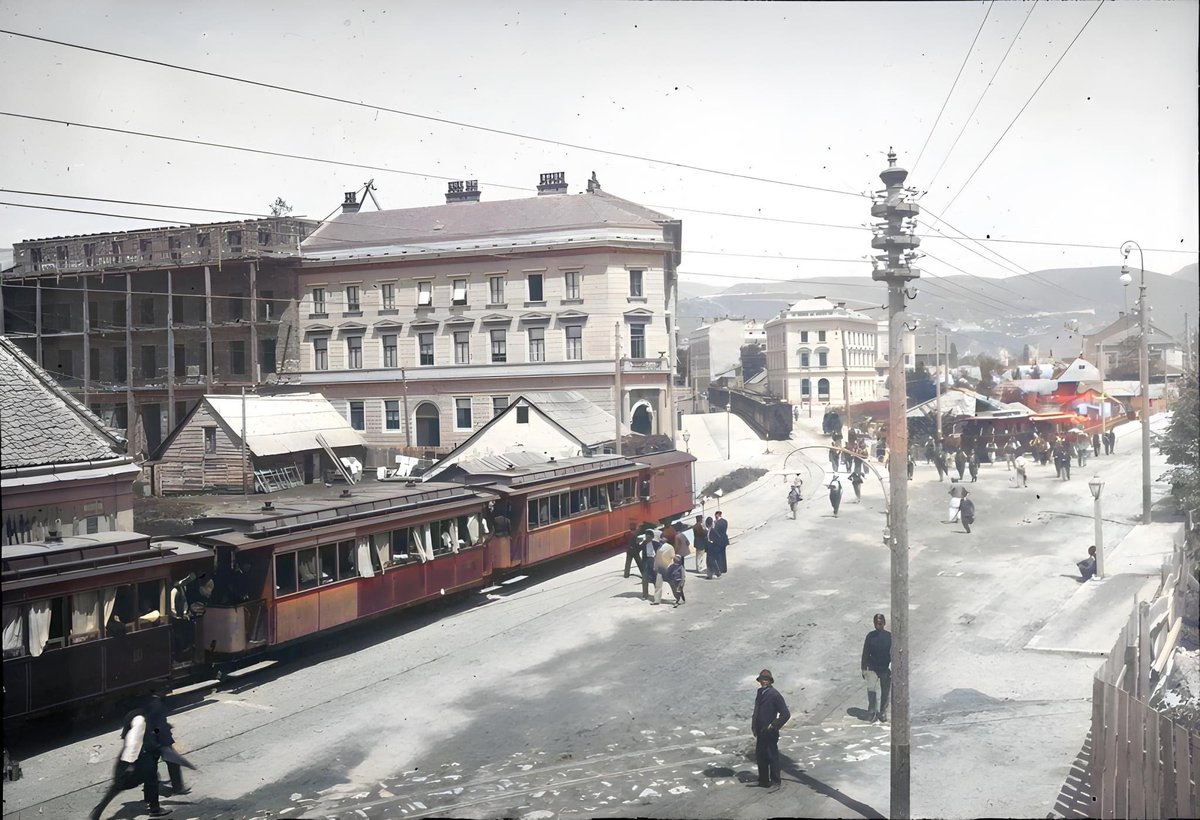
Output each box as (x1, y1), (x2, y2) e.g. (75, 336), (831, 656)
(0, 0), (1196, 292)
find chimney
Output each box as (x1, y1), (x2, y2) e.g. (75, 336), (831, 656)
(836, 301), (846, 309)
(586, 171), (601, 193)
(537, 171), (568, 195)
(342, 192), (361, 214)
(446, 180), (481, 204)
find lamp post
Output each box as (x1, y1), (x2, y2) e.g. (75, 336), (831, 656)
(1088, 476), (1105, 578)
(681, 428), (696, 504)
(1119, 241), (1152, 524)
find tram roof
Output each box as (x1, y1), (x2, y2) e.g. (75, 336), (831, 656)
(3, 531), (209, 589)
(444, 453), (641, 488)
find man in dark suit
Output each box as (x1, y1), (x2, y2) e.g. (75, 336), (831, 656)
(750, 669), (790, 791)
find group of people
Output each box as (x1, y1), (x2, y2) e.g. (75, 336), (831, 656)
(624, 512), (730, 607)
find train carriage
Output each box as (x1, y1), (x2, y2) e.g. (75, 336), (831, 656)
(2, 531), (211, 724)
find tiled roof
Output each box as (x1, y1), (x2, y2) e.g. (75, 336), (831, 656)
(0, 337), (127, 469)
(303, 190), (674, 253)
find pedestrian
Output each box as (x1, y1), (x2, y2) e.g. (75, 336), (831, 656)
(1077, 545), (1098, 581)
(787, 484), (802, 519)
(90, 694), (177, 819)
(1105, 430), (1115, 455)
(861, 613), (892, 723)
(1075, 438), (1087, 468)
(967, 452), (979, 483)
(1092, 432), (1102, 458)
(842, 448), (854, 473)
(827, 475), (843, 517)
(959, 496), (976, 533)
(1061, 448), (1072, 481)
(651, 534), (676, 606)
(828, 445), (841, 473)
(933, 450), (947, 482)
(947, 485), (968, 523)
(622, 524), (641, 579)
(1014, 457), (1028, 488)
(639, 531), (658, 601)
(671, 521), (692, 569)
(691, 514), (708, 573)
(923, 437), (936, 465)
(954, 448), (967, 481)
(1004, 438), (1020, 470)
(849, 471), (864, 502)
(707, 512), (728, 579)
(665, 554), (686, 606)
(749, 669), (790, 791)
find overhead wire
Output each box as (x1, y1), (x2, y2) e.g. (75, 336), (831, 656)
(911, 0), (995, 176)
(0, 29), (864, 200)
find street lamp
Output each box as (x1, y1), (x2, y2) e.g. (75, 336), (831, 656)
(1088, 475), (1106, 578)
(681, 428), (697, 509)
(1119, 241), (1152, 524)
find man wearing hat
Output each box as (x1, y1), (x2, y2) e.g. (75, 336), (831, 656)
(750, 668), (790, 791)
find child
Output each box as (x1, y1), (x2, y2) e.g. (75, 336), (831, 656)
(665, 554), (686, 607)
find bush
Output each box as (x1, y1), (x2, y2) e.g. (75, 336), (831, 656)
(702, 467), (767, 498)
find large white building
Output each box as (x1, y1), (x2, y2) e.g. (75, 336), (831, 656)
(687, 318), (766, 392)
(280, 173), (682, 464)
(765, 299), (883, 408)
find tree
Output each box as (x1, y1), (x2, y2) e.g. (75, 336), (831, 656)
(976, 354), (1000, 395)
(949, 342), (959, 368)
(1021, 344), (1032, 364)
(1158, 372), (1199, 513)
(269, 197), (293, 217)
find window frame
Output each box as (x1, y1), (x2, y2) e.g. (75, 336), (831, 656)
(563, 270), (581, 300)
(380, 282), (396, 310)
(528, 326), (545, 362)
(416, 280), (433, 307)
(526, 273), (544, 303)
(345, 284), (362, 314)
(454, 397), (473, 430)
(313, 336), (329, 371)
(348, 400), (366, 431)
(488, 276), (506, 306)
(565, 325), (583, 360)
(490, 329), (507, 363)
(418, 332), (435, 366)
(451, 278), (468, 306)
(629, 324), (646, 359)
(453, 331), (470, 364)
(311, 287), (327, 316)
(629, 268), (645, 298)
(347, 336), (363, 370)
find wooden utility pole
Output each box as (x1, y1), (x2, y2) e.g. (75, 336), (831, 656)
(614, 322), (623, 456)
(934, 325), (942, 442)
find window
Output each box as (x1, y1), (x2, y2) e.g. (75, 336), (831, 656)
(168, 235), (182, 263)
(261, 339), (277, 374)
(226, 229), (243, 252)
(381, 282), (396, 310)
(345, 285), (361, 313)
(630, 324), (646, 359)
(565, 325), (583, 360)
(257, 226), (272, 245)
(297, 548), (319, 590)
(817, 351), (828, 368)
(490, 329), (507, 363)
(230, 340), (246, 375)
(204, 427), (217, 454)
(800, 330), (809, 343)
(229, 293), (244, 322)
(516, 405), (530, 424)
(140, 297), (155, 325)
(347, 336), (363, 369)
(385, 400), (401, 431)
(452, 279), (468, 306)
(275, 552), (297, 596)
(111, 240), (124, 259)
(527, 273), (544, 303)
(113, 348), (127, 382)
(418, 332), (434, 366)
(528, 327), (545, 362)
(492, 396), (509, 418)
(454, 331), (470, 364)
(629, 269), (644, 298)
(455, 397), (472, 429)
(311, 288), (326, 316)
(84, 242), (96, 266)
(801, 378), (811, 396)
(141, 345), (156, 378)
(488, 276), (505, 305)
(818, 330), (827, 342)
(800, 351), (810, 368)
(196, 233), (209, 252)
(564, 270), (580, 300)
(90, 347), (100, 379)
(313, 337), (329, 371)
(139, 238), (152, 261)
(417, 281), (432, 307)
(349, 401), (365, 431)
(817, 377), (830, 397)
(113, 300), (126, 326)
(382, 335), (398, 368)
(337, 540), (358, 580)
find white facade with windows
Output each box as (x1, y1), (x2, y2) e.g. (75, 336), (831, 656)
(286, 176), (682, 461)
(764, 299), (884, 408)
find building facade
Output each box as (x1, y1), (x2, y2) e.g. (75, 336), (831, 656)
(279, 173), (682, 464)
(764, 298), (883, 408)
(687, 318), (766, 394)
(1, 217), (315, 454)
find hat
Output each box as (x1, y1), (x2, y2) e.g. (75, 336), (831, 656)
(755, 669), (774, 683)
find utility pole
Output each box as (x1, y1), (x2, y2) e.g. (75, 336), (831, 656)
(870, 148), (919, 819)
(1120, 242), (1152, 524)
(842, 332), (853, 433)
(614, 322), (623, 457)
(934, 324), (943, 442)
(1185, 313), (1192, 376)
(241, 386), (249, 500)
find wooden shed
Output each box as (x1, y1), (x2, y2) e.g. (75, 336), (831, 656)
(151, 393), (367, 495)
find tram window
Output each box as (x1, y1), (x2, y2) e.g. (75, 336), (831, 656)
(588, 486), (599, 508)
(338, 540), (358, 579)
(297, 548), (319, 590)
(136, 581), (163, 627)
(568, 491), (580, 515)
(275, 552), (298, 595)
(598, 486), (610, 511)
(626, 478), (637, 501)
(69, 590), (102, 645)
(319, 544), (337, 584)
(390, 527), (415, 564)
(2, 605), (25, 658)
(46, 596), (67, 651)
(526, 501), (538, 529)
(609, 481), (622, 505)
(538, 498), (550, 527)
(549, 495), (560, 523)
(456, 516), (473, 547)
(112, 585), (138, 633)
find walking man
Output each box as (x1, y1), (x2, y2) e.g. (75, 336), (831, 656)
(954, 448), (967, 481)
(707, 511), (729, 579)
(827, 475), (843, 518)
(967, 452), (979, 482)
(787, 484), (802, 518)
(861, 614), (892, 723)
(90, 693), (177, 819)
(1092, 432), (1102, 458)
(691, 514), (708, 573)
(1014, 457), (1028, 488)
(750, 669), (790, 791)
(622, 524), (641, 578)
(1104, 430), (1115, 455)
(849, 471), (864, 503)
(933, 449), (947, 482)
(959, 496), (976, 533)
(828, 445), (841, 473)
(1004, 438), (1020, 470)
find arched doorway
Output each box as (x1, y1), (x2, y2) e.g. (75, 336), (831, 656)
(630, 402), (654, 435)
(414, 402), (441, 447)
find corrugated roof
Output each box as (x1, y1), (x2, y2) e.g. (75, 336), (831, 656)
(454, 451), (550, 474)
(204, 393), (367, 457)
(521, 391), (619, 448)
(304, 190), (673, 253)
(0, 336), (127, 469)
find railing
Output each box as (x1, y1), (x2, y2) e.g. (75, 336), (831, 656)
(1090, 520), (1198, 818)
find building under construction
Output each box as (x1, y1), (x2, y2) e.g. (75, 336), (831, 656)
(1, 216), (316, 455)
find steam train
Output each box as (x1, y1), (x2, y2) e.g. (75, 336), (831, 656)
(706, 385), (795, 440)
(2, 450), (694, 727)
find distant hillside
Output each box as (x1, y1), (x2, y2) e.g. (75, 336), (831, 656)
(678, 265), (1200, 357)
(1174, 262), (1198, 283)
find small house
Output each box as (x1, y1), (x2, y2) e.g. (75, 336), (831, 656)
(152, 393), (367, 495)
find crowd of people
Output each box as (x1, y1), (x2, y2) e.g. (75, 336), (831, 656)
(624, 511), (733, 607)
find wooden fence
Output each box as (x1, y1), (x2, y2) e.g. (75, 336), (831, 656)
(1090, 522), (1199, 818)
